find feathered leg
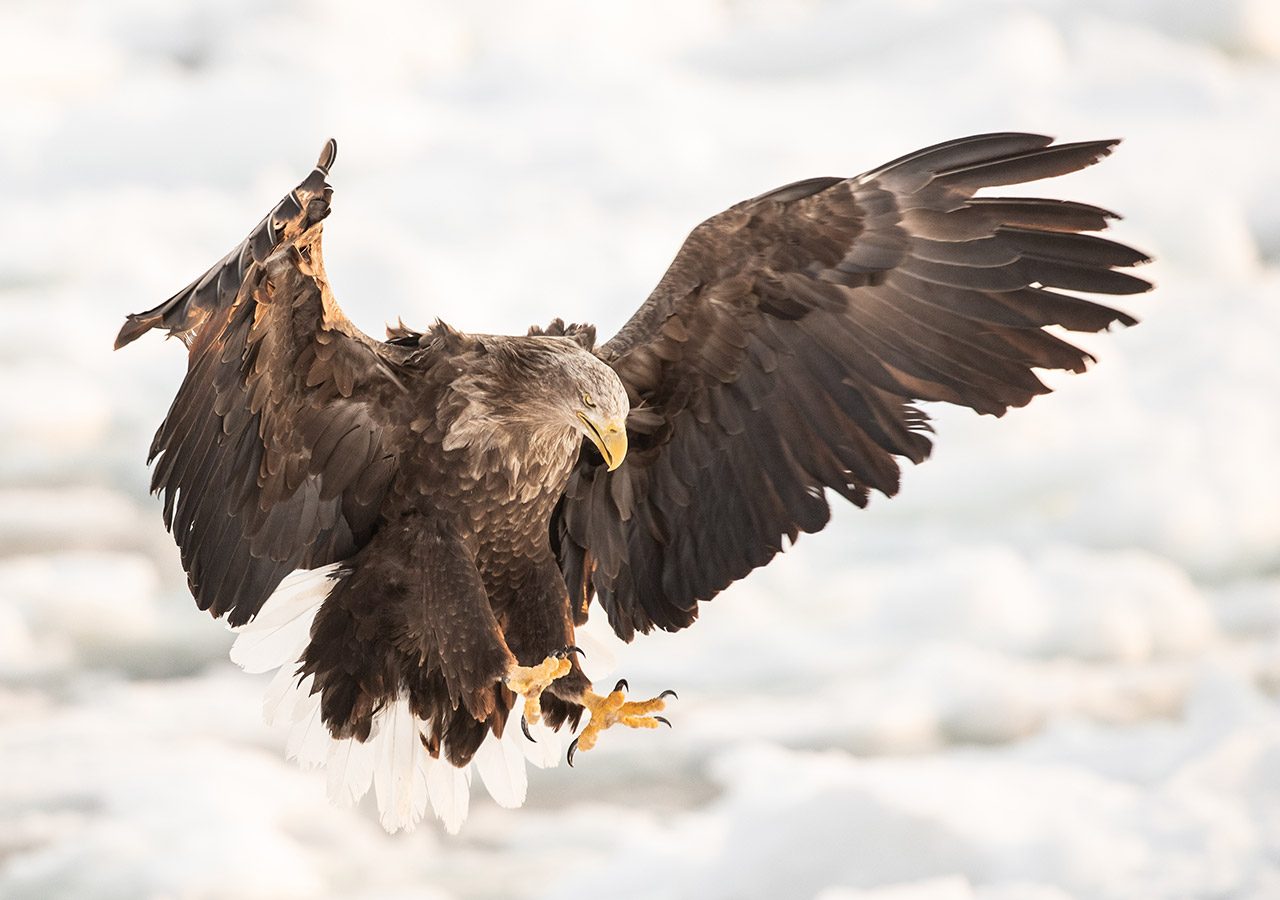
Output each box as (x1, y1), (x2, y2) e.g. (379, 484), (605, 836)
(301, 518), (514, 747)
(489, 557), (591, 730)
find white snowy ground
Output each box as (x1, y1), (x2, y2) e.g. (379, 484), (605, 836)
(2, 0), (1279, 897)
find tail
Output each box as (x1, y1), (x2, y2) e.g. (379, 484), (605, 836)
(114, 139), (339, 351)
(228, 564), (568, 834)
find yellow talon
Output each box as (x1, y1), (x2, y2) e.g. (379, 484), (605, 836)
(568, 680), (675, 765)
(505, 655), (572, 726)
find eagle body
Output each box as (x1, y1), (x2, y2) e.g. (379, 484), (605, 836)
(300, 329), (621, 764)
(117, 134), (1150, 831)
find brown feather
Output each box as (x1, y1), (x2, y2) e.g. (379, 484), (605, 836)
(555, 133), (1150, 638)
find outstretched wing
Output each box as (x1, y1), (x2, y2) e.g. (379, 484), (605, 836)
(554, 133), (1151, 640)
(117, 141), (409, 626)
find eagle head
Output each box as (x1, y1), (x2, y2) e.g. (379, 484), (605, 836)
(563, 351), (629, 471)
(448, 336), (630, 471)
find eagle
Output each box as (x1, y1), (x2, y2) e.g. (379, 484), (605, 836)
(116, 133), (1149, 832)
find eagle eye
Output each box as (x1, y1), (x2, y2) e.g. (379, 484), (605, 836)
(582, 392), (596, 409)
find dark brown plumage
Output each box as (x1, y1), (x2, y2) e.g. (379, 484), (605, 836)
(117, 134), (1149, 822)
(555, 133), (1150, 640)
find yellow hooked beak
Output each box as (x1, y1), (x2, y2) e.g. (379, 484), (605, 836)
(577, 412), (628, 471)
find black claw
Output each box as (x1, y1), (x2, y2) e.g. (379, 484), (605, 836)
(567, 737), (580, 767)
(654, 716), (672, 728)
(554, 645), (586, 660)
(612, 678), (629, 694)
(521, 716), (535, 743)
(658, 689), (678, 701)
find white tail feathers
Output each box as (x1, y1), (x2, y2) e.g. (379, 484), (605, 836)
(229, 565), (342, 674)
(229, 564), (566, 834)
(373, 696), (431, 831)
(426, 754), (472, 834)
(474, 724), (529, 808)
(326, 735), (376, 807)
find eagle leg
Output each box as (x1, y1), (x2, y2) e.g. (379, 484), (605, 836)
(566, 680), (677, 766)
(504, 654), (573, 729)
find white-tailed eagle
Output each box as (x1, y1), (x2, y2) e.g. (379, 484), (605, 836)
(116, 134), (1150, 832)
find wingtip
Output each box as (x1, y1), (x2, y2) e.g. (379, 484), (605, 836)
(317, 138), (338, 174)
(1084, 137), (1122, 161)
(114, 316), (148, 350)
(1048, 137), (1121, 162)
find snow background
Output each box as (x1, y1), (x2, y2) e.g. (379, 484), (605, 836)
(2, 0), (1279, 897)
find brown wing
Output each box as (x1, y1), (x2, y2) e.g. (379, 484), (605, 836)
(117, 141), (409, 626)
(553, 133), (1151, 640)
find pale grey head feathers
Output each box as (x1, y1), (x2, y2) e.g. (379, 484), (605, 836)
(443, 335), (630, 469)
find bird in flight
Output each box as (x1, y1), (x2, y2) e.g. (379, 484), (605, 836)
(117, 133), (1150, 832)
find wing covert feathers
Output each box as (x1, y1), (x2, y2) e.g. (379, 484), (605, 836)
(557, 132), (1151, 640)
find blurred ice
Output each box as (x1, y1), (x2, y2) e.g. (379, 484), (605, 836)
(1, 0), (1278, 898)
